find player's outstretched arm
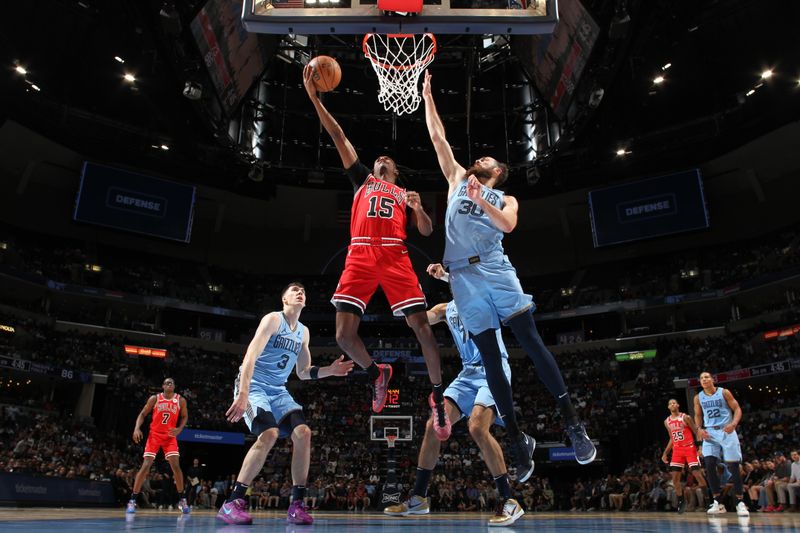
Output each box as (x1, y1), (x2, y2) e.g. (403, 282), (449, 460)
(296, 329), (354, 379)
(170, 396), (188, 437)
(407, 191), (432, 236)
(226, 313), (281, 423)
(466, 176), (518, 232)
(303, 64), (358, 169)
(133, 395), (157, 443)
(425, 302), (449, 326)
(422, 71), (465, 190)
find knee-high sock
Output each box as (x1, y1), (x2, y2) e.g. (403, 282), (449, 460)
(470, 329), (520, 438)
(507, 312), (578, 425)
(705, 456), (720, 496)
(726, 462), (744, 498)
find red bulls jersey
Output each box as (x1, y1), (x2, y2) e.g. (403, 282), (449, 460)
(150, 393), (181, 435)
(351, 175), (408, 241)
(666, 413), (695, 449)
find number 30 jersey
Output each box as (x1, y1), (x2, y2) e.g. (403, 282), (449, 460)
(248, 313), (305, 390)
(444, 180), (506, 265)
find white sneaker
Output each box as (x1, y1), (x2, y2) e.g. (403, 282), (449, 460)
(736, 501), (750, 517)
(707, 500), (726, 514)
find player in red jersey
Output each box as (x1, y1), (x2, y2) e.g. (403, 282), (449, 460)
(661, 398), (709, 513)
(303, 64), (450, 440)
(127, 377), (190, 514)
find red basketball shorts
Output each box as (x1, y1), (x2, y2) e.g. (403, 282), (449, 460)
(670, 446), (700, 468)
(331, 243), (426, 316)
(144, 433), (180, 459)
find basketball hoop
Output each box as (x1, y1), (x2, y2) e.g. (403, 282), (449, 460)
(362, 33), (437, 116)
(386, 435), (398, 448)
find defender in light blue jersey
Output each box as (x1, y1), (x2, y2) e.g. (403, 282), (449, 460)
(385, 272), (525, 526)
(219, 282), (353, 526)
(422, 71), (595, 477)
(693, 371), (749, 516)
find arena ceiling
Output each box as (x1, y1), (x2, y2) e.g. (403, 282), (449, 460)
(1, 0), (798, 199)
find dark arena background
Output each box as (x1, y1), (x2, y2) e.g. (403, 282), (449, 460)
(1, 0), (800, 531)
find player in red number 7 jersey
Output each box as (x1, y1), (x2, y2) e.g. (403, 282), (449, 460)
(304, 64), (450, 441)
(661, 398), (709, 513)
(127, 378), (190, 514)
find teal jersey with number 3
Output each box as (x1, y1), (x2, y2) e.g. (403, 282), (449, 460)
(250, 313), (305, 389)
(443, 181), (506, 265)
(699, 387), (733, 428)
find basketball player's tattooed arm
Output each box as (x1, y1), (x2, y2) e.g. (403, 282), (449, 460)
(466, 176), (519, 233)
(422, 71), (466, 193)
(693, 394), (709, 441)
(407, 191), (433, 236)
(425, 303), (449, 326)
(303, 64), (358, 170)
(296, 328), (354, 380)
(225, 313), (281, 423)
(661, 420), (673, 463)
(169, 396), (188, 437)
(722, 388), (742, 433)
(133, 395), (157, 443)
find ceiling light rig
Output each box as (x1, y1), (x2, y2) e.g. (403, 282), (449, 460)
(123, 73), (136, 83)
(760, 69), (773, 80)
(653, 76), (665, 85)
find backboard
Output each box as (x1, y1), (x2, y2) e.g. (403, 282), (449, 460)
(369, 415), (413, 443)
(242, 0), (558, 35)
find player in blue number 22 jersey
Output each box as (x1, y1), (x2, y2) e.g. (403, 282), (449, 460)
(422, 71), (595, 482)
(217, 282), (353, 526)
(693, 371), (750, 516)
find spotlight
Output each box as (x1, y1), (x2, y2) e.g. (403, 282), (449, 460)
(160, 144), (170, 151)
(31, 84), (41, 92)
(114, 56), (125, 63)
(661, 63), (672, 70)
(760, 69), (773, 80)
(653, 76), (665, 85)
(14, 65), (27, 75)
(746, 89), (755, 96)
(124, 73), (136, 83)
(616, 148), (627, 156)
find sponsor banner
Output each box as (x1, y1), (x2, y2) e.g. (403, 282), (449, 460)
(685, 359), (799, 387)
(549, 447), (577, 461)
(0, 472), (114, 505)
(589, 169), (710, 247)
(74, 162), (196, 243)
(124, 345), (167, 358)
(615, 349), (657, 362)
(178, 429), (245, 445)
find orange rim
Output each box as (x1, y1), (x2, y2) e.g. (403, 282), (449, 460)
(362, 33), (437, 71)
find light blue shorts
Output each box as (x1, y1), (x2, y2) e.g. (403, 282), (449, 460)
(449, 255), (534, 334)
(242, 385), (302, 438)
(702, 427), (742, 462)
(444, 360), (512, 428)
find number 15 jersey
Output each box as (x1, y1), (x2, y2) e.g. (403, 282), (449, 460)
(348, 162), (408, 241)
(249, 313), (305, 390)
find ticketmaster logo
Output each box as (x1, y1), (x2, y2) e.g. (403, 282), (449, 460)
(15, 484), (47, 494)
(78, 489), (101, 497)
(193, 433), (223, 441)
(617, 194), (676, 224)
(107, 187), (167, 217)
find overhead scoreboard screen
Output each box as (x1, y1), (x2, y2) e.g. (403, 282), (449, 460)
(241, 0), (558, 35)
(588, 169), (710, 248)
(74, 162), (197, 243)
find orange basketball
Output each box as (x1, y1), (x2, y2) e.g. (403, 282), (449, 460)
(309, 55), (342, 93)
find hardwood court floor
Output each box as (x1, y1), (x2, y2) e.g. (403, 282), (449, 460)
(1, 508), (799, 531)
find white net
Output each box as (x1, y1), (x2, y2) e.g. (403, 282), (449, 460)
(362, 33), (437, 116)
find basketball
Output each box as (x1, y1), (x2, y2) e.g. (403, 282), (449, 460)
(309, 55), (342, 93)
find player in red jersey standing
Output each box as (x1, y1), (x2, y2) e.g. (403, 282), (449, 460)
(661, 398), (709, 513)
(303, 64), (450, 440)
(127, 377), (190, 514)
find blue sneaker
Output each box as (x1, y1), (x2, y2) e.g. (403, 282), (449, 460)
(126, 500), (137, 514)
(566, 422), (596, 465)
(511, 432), (536, 482)
(178, 498), (191, 514)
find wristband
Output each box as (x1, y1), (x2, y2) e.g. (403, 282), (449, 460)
(309, 366), (320, 379)
(440, 272), (450, 283)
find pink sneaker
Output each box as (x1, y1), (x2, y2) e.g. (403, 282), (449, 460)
(428, 393), (452, 441)
(372, 364), (393, 413)
(287, 499), (314, 525)
(217, 498), (252, 525)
